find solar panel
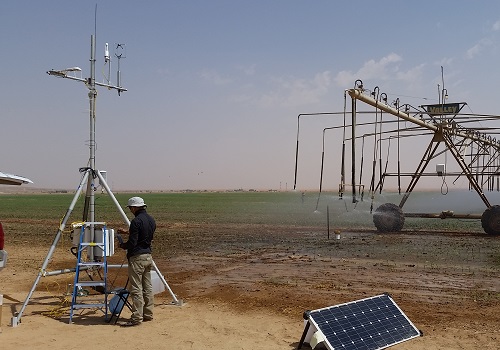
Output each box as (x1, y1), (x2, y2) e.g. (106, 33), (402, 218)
(299, 294), (421, 350)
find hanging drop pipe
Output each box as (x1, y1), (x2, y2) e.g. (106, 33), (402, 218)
(380, 137), (392, 192)
(317, 119), (404, 199)
(351, 95), (357, 203)
(497, 154), (500, 191)
(340, 91), (348, 198)
(369, 87), (380, 197)
(315, 151), (325, 211)
(359, 135), (365, 201)
(469, 142), (474, 191)
(293, 112), (341, 190)
(378, 93), (387, 194)
(397, 100), (402, 194)
(378, 142), (383, 193)
(315, 129), (326, 211)
(497, 152), (500, 191)
(340, 143), (346, 199)
(482, 150), (487, 190)
(293, 114), (300, 191)
(487, 145), (492, 191)
(476, 142), (480, 186)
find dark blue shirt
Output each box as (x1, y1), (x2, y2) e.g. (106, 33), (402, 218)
(123, 208), (156, 259)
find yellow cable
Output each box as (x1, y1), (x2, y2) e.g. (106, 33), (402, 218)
(40, 281), (71, 319)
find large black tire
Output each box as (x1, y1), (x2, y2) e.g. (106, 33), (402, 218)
(481, 205), (500, 235)
(373, 203), (405, 232)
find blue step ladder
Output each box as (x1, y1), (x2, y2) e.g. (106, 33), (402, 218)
(69, 222), (109, 323)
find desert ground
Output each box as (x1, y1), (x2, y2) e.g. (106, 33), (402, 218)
(1, 211), (500, 349)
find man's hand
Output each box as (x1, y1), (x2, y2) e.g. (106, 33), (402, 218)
(117, 228), (129, 235)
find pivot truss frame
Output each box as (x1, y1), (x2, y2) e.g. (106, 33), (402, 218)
(295, 80), (500, 234)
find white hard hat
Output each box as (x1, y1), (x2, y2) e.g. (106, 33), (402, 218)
(127, 196), (147, 207)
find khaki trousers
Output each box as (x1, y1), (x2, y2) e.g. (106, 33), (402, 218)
(128, 253), (154, 322)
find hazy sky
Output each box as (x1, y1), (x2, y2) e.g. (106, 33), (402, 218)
(2, 1), (500, 191)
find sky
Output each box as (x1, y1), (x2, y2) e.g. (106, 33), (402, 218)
(2, 1), (500, 192)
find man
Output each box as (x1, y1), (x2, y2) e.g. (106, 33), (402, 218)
(118, 196), (156, 327)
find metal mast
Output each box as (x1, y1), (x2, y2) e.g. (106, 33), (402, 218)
(16, 34), (127, 325)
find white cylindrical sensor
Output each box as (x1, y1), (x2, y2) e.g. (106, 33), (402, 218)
(105, 43), (110, 62)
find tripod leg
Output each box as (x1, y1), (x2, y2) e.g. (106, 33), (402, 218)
(16, 171), (90, 325)
(151, 260), (182, 305)
(96, 171), (129, 223)
(96, 171), (182, 305)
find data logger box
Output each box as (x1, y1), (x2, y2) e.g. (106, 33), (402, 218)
(436, 163), (445, 176)
(70, 224), (115, 258)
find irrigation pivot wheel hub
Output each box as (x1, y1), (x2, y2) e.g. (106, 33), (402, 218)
(481, 205), (500, 235)
(373, 203), (405, 232)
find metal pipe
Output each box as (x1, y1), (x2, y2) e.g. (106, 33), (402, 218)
(349, 89), (500, 149)
(293, 112), (341, 190)
(314, 144), (325, 211)
(293, 115), (300, 190)
(89, 34), (97, 260)
(348, 89), (437, 131)
(404, 212), (482, 219)
(351, 97), (357, 203)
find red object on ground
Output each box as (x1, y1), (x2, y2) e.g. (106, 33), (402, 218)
(0, 222), (4, 250)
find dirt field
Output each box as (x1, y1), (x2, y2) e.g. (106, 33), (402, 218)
(1, 221), (500, 349)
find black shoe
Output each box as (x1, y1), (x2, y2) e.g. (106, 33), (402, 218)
(120, 320), (141, 327)
(143, 317), (153, 322)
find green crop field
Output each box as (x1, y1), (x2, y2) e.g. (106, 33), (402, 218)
(1, 191), (334, 227)
(0, 190), (485, 243)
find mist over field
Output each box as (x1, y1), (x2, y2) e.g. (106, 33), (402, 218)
(1, 188), (495, 237)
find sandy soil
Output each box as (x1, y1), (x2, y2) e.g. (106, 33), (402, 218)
(1, 224), (499, 349)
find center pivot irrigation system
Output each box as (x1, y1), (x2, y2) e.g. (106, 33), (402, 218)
(294, 78), (500, 235)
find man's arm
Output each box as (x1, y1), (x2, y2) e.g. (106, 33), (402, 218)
(116, 228), (127, 249)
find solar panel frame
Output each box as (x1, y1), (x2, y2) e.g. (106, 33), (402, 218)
(306, 294), (421, 350)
